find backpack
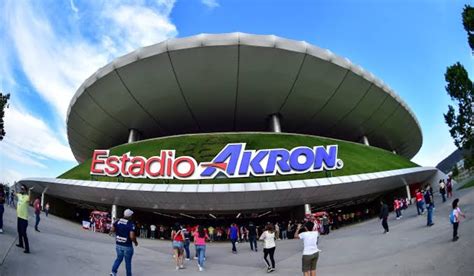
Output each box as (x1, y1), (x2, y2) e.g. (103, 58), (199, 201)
(449, 210), (456, 224)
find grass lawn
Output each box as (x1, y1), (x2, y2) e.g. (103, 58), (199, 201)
(60, 132), (418, 184)
(459, 178), (474, 190)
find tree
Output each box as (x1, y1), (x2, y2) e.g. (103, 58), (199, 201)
(462, 4), (474, 51)
(0, 92), (10, 141)
(443, 5), (474, 169)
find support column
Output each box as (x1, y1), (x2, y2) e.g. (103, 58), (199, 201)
(111, 204), (117, 222)
(128, 129), (141, 143)
(360, 136), (370, 146)
(269, 114), (282, 133)
(304, 204), (311, 216)
(405, 184), (412, 201)
(41, 187), (48, 210)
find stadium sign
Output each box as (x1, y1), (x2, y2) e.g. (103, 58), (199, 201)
(90, 143), (343, 180)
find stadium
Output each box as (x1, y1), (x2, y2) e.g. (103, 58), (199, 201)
(19, 33), (446, 221)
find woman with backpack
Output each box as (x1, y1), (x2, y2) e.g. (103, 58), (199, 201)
(171, 223), (185, 270)
(259, 223), (277, 273)
(450, 198), (466, 242)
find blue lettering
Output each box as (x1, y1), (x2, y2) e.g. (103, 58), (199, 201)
(266, 149), (291, 174)
(313, 145), (338, 170)
(200, 144), (243, 177)
(289, 147), (314, 172)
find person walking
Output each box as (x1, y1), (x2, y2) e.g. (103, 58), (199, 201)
(248, 221), (258, 252)
(33, 197), (41, 232)
(171, 223), (185, 270)
(150, 224), (156, 239)
(110, 209), (138, 276)
(193, 225), (209, 271)
(16, 184), (32, 253)
(44, 202), (50, 217)
(182, 226), (191, 260)
(424, 186), (434, 226)
(259, 223), (276, 273)
(379, 200), (389, 234)
(415, 189), (425, 215)
(446, 177), (453, 198)
(281, 222), (287, 240)
(294, 221), (320, 276)
(450, 198), (466, 242)
(439, 180), (447, 203)
(0, 184), (5, 234)
(229, 223), (239, 254)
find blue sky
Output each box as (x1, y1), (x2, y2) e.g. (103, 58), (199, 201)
(0, 0), (472, 185)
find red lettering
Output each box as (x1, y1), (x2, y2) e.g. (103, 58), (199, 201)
(104, 156), (119, 176)
(120, 154), (131, 176)
(90, 150), (108, 175)
(129, 157), (146, 177)
(166, 151), (173, 177)
(173, 157), (196, 178)
(145, 157), (165, 177)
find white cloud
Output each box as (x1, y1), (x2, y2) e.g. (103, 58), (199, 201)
(2, 105), (75, 162)
(3, 0), (177, 121)
(0, 169), (22, 186)
(412, 142), (457, 167)
(202, 0), (219, 9)
(69, 0), (79, 13)
(105, 4), (177, 52)
(0, 0), (178, 181)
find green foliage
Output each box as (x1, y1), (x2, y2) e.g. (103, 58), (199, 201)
(0, 92), (10, 141)
(443, 5), (474, 168)
(462, 5), (474, 51)
(59, 133), (418, 184)
(459, 178), (474, 190)
(452, 165), (459, 177)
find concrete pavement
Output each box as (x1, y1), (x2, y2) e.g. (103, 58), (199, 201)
(1, 187), (473, 276)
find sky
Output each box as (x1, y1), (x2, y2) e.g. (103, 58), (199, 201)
(0, 0), (472, 185)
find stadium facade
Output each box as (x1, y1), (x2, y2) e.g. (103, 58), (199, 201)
(19, 33), (446, 219)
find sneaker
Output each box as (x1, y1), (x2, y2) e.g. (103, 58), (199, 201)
(23, 250), (30, 254)
(185, 258), (190, 261)
(267, 268), (271, 273)
(176, 266), (180, 270)
(269, 268), (275, 273)
(110, 273), (117, 276)
(194, 256), (198, 260)
(199, 266), (204, 272)
(179, 265), (184, 269)
(16, 244), (24, 248)
(0, 229), (3, 233)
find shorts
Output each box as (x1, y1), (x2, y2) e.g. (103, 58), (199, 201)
(302, 252), (319, 272)
(172, 241), (183, 249)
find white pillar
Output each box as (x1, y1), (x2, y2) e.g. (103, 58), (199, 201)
(405, 184), (411, 201)
(128, 129), (140, 143)
(41, 187), (48, 210)
(304, 204), (311, 216)
(269, 114), (282, 133)
(111, 204), (117, 222)
(361, 136), (370, 146)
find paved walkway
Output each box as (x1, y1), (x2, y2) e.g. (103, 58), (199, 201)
(1, 187), (473, 276)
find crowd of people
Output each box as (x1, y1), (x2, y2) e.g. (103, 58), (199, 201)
(379, 178), (466, 243)
(110, 209), (323, 276)
(0, 178), (469, 276)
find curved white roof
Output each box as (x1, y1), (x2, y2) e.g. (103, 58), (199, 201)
(67, 33), (422, 162)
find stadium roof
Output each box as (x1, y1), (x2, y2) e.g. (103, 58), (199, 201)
(67, 33), (422, 163)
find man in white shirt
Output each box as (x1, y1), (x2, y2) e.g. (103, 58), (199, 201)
(150, 224), (157, 239)
(294, 221), (320, 276)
